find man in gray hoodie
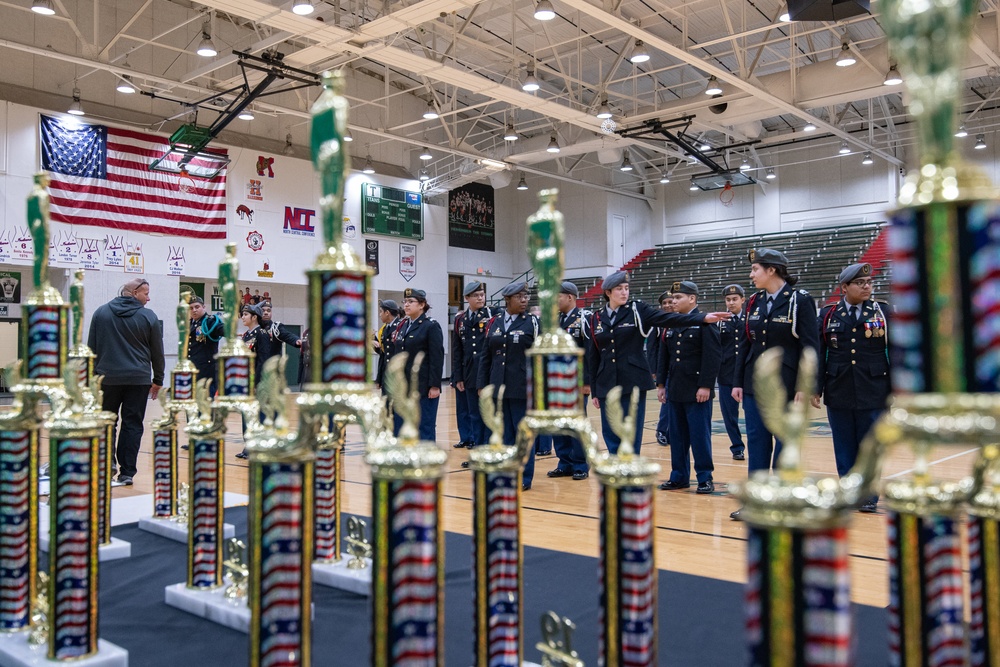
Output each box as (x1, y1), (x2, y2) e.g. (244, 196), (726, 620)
(87, 278), (165, 485)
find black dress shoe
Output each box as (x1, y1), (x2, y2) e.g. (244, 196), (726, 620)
(536, 450), (552, 456)
(730, 508), (743, 521)
(658, 480), (690, 490)
(859, 500), (878, 513)
(732, 452), (745, 461)
(572, 471), (589, 481)
(235, 451), (248, 460)
(547, 468), (572, 478)
(453, 441), (468, 449)
(461, 461), (470, 468)
(696, 480), (715, 494)
(655, 431), (668, 446)
(522, 483), (531, 491)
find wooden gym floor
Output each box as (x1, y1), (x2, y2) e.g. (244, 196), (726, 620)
(68, 387), (980, 609)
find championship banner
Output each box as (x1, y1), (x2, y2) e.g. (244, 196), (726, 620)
(365, 239), (379, 275)
(448, 182), (495, 252)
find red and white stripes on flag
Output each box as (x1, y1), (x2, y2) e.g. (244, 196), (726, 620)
(40, 115), (228, 240)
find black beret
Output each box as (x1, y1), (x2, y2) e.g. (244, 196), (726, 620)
(657, 290), (672, 304)
(838, 263), (873, 284)
(403, 288), (427, 301)
(242, 303), (264, 318)
(502, 281), (527, 297)
(559, 281), (579, 297)
(189, 296), (205, 305)
(722, 284), (745, 297)
(464, 281), (485, 296)
(671, 280), (698, 296)
(602, 271), (629, 291)
(379, 299), (400, 313)
(748, 247), (789, 267)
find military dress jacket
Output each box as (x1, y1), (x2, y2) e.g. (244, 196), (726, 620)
(393, 314), (444, 396)
(476, 313), (539, 401)
(559, 307), (592, 387)
(241, 326), (272, 388)
(734, 286), (819, 400)
(588, 301), (705, 400)
(717, 311), (744, 387)
(656, 308), (722, 403)
(188, 314), (223, 377)
(817, 299), (891, 411)
(374, 316), (401, 387)
(452, 306), (493, 389)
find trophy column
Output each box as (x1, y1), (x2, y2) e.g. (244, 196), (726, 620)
(186, 414), (227, 590)
(151, 412), (180, 519)
(313, 418), (345, 563)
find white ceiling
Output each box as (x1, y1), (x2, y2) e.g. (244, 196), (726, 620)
(3, 0), (1000, 196)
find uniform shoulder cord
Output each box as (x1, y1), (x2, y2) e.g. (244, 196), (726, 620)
(821, 305), (836, 363)
(744, 293), (760, 341)
(790, 290), (799, 339)
(633, 301), (655, 338)
(873, 300), (889, 362)
(590, 311), (601, 350)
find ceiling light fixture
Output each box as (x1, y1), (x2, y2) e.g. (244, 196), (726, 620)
(861, 151), (874, 165)
(481, 158), (508, 169)
(765, 168), (776, 180)
(363, 155), (376, 173)
(546, 135), (560, 153)
(778, 10), (791, 21)
(619, 153), (633, 172)
(838, 140), (851, 155)
(883, 65), (902, 86)
(282, 133), (294, 156)
(659, 172), (670, 184)
(422, 101), (439, 120)
(534, 0), (556, 21)
(689, 179), (699, 191)
(291, 0), (314, 15)
(31, 0), (55, 15)
(67, 88), (85, 116)
(419, 146), (433, 161)
(705, 76), (722, 96)
(629, 40), (650, 64)
(835, 42), (856, 67)
(699, 141), (711, 151)
(517, 174), (528, 190)
(596, 98), (613, 120)
(739, 157), (751, 171)
(503, 124), (518, 141)
(522, 65), (540, 92)
(238, 107), (255, 121)
(803, 122), (817, 132)
(418, 168), (430, 181)
(975, 134), (987, 150)
(196, 23), (218, 57)
(955, 125), (968, 138)
(116, 75), (136, 94)
(343, 129), (353, 142)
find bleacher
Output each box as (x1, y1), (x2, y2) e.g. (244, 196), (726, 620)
(578, 223), (891, 311)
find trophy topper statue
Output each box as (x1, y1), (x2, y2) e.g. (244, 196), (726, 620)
(219, 243), (240, 344)
(177, 288), (193, 361)
(28, 173), (52, 293)
(526, 189), (565, 334)
(310, 70), (354, 261)
(69, 270), (86, 350)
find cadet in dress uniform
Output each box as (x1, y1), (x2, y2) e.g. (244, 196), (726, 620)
(812, 262), (889, 513)
(648, 291), (675, 447)
(731, 248), (819, 520)
(236, 303), (272, 457)
(188, 296), (224, 397)
(589, 271), (731, 455)
(374, 299), (401, 390)
(718, 284), (746, 460)
(451, 297), (475, 450)
(475, 281), (539, 489)
(548, 281), (591, 480)
(393, 288), (445, 442)
(453, 281), (494, 449)
(656, 282), (721, 493)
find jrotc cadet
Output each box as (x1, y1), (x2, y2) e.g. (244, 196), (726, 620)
(188, 296), (224, 397)
(476, 281), (539, 489)
(589, 271), (731, 455)
(547, 281), (591, 480)
(393, 288), (445, 442)
(812, 263), (889, 513)
(451, 296), (474, 450)
(452, 281), (493, 449)
(648, 291), (675, 447)
(655, 281), (721, 493)
(718, 284), (746, 460)
(374, 299), (401, 391)
(731, 248), (819, 520)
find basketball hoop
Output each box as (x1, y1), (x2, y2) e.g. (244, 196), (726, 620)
(177, 167), (197, 195)
(720, 180), (735, 206)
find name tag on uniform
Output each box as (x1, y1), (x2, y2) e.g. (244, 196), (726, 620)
(771, 316), (790, 323)
(826, 321), (843, 330)
(617, 322), (634, 328)
(512, 333), (520, 344)
(749, 313), (761, 321)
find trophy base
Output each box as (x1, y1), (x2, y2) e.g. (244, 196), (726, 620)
(312, 555), (372, 595)
(138, 517), (235, 543)
(38, 535), (131, 561)
(164, 583), (250, 633)
(0, 632), (128, 666)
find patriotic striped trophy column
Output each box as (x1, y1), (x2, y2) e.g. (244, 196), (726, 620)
(730, 348), (881, 667)
(245, 356), (315, 667)
(313, 415), (347, 565)
(968, 438), (1000, 667)
(298, 69), (384, 587)
(879, 0), (1000, 662)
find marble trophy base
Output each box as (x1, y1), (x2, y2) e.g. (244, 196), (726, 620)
(38, 535), (131, 561)
(137, 517), (235, 543)
(312, 554), (373, 595)
(0, 632), (128, 667)
(164, 583), (250, 633)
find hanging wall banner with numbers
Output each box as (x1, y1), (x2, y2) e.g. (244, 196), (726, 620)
(365, 239), (379, 275)
(399, 243), (416, 282)
(448, 182), (495, 252)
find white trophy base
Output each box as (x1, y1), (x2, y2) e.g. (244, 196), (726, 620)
(38, 535), (131, 561)
(0, 632), (128, 666)
(137, 517), (235, 543)
(312, 555), (373, 595)
(164, 583), (250, 633)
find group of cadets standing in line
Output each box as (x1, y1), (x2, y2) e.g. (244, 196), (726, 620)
(369, 247), (891, 510)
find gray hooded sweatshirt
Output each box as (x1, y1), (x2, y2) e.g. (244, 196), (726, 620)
(87, 296), (165, 386)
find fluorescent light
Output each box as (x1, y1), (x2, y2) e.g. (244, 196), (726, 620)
(629, 40), (650, 64)
(838, 140), (851, 155)
(705, 76), (722, 96)
(517, 174), (528, 190)
(292, 0), (314, 15)
(835, 43), (856, 67)
(363, 155), (376, 173)
(546, 136), (560, 153)
(238, 108), (255, 121)
(778, 11), (790, 21)
(883, 65), (902, 86)
(116, 75), (136, 94)
(422, 101), (439, 119)
(503, 125), (518, 141)
(659, 172), (670, 184)
(803, 122), (817, 132)
(419, 147), (433, 161)
(619, 153), (633, 171)
(596, 100), (613, 119)
(418, 168), (430, 181)
(67, 88), (85, 116)
(31, 0), (55, 15)
(534, 0), (556, 21)
(975, 134), (987, 150)
(522, 67), (540, 92)
(861, 151), (874, 165)
(481, 158), (508, 169)
(954, 125), (968, 138)
(765, 168), (776, 180)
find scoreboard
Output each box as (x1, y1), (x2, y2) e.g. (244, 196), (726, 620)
(361, 183), (423, 240)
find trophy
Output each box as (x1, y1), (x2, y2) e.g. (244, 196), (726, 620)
(313, 415), (347, 565)
(534, 612), (585, 667)
(345, 516), (372, 570)
(968, 441), (1000, 666)
(223, 538), (249, 604)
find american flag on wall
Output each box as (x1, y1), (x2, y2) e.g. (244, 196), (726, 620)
(39, 115), (228, 239)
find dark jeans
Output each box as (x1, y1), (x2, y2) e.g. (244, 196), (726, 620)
(744, 395), (782, 474)
(465, 387), (491, 445)
(454, 386), (474, 443)
(101, 383), (150, 478)
(502, 397), (535, 486)
(718, 384), (745, 454)
(667, 401), (714, 484)
(599, 390), (647, 455)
